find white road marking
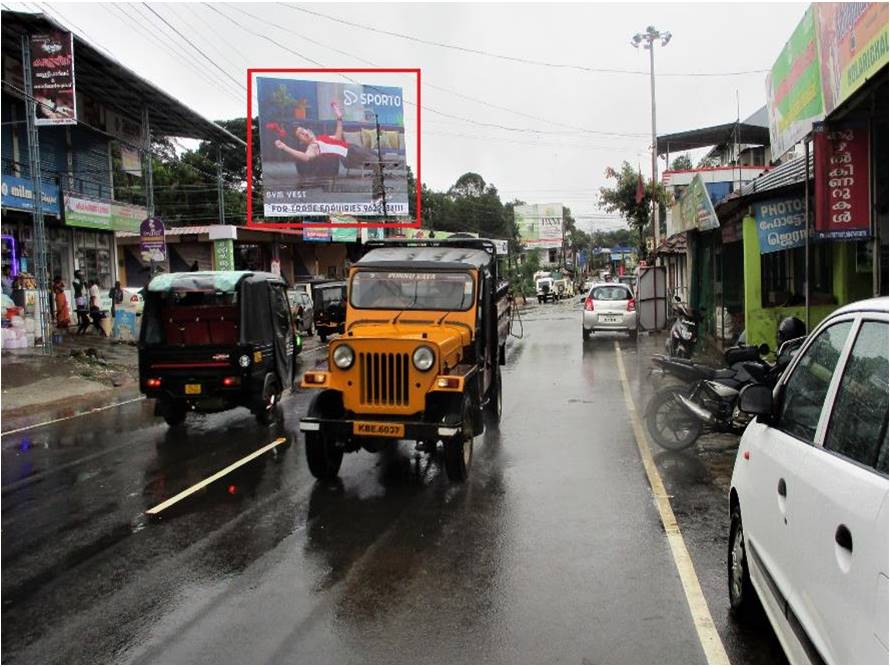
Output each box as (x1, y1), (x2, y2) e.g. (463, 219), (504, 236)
(1, 397), (146, 437)
(145, 437), (287, 515)
(614, 341), (730, 665)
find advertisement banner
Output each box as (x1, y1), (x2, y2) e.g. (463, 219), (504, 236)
(360, 226), (386, 244)
(302, 226), (331, 242)
(30, 31), (77, 126)
(816, 3), (889, 116)
(675, 174), (719, 232)
(64, 194), (111, 229)
(1, 175), (60, 215)
(140, 217), (167, 262)
(814, 124), (871, 240)
(110, 203), (146, 232)
(213, 239), (234, 270)
(766, 6), (824, 159)
(256, 77), (409, 217)
(330, 213), (358, 242)
(753, 196), (807, 254)
(514, 203), (563, 249)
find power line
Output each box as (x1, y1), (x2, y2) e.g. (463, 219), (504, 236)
(284, 5), (770, 78)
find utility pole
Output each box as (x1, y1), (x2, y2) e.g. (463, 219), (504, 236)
(373, 112), (388, 220)
(216, 146), (225, 225)
(632, 26), (671, 259)
(21, 36), (52, 353)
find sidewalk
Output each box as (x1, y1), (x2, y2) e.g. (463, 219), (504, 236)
(1, 330), (141, 433)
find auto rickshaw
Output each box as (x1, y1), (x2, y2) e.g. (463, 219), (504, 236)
(298, 239), (510, 482)
(311, 280), (347, 342)
(139, 271), (300, 426)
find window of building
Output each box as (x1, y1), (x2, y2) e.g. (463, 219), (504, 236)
(548, 248), (558, 264)
(761, 243), (832, 308)
(74, 229), (113, 289)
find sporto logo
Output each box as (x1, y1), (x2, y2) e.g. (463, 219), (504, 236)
(342, 89), (402, 108)
(343, 90), (359, 106)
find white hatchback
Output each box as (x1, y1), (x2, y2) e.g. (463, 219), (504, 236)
(581, 283), (637, 341)
(728, 297), (888, 664)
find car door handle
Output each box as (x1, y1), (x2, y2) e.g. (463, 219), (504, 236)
(777, 478), (787, 497)
(835, 524), (853, 552)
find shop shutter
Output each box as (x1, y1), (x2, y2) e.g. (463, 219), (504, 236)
(69, 125), (112, 199)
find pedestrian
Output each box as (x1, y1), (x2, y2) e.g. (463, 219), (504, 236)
(108, 280), (124, 318)
(72, 270), (90, 335)
(88, 279), (106, 337)
(1, 266), (12, 297)
(53, 275), (70, 328)
(190, 260), (199, 272)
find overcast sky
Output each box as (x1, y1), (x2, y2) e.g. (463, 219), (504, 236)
(13, 2), (808, 232)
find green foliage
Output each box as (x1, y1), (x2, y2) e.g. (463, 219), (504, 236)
(598, 161), (668, 259)
(670, 154), (693, 171)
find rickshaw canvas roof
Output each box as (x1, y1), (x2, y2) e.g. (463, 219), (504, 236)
(147, 271), (279, 293)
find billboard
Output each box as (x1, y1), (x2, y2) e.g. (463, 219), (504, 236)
(766, 6), (824, 159)
(514, 203), (563, 249)
(30, 31), (77, 126)
(256, 77), (409, 218)
(753, 197), (807, 254)
(671, 174), (719, 233)
(815, 3), (889, 116)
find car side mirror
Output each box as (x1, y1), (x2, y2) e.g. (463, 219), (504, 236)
(738, 384), (773, 419)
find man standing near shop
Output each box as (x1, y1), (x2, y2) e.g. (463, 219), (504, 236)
(72, 270), (90, 334)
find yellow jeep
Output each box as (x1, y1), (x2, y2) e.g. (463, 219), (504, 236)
(298, 239), (510, 482)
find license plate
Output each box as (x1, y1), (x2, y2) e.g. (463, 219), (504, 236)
(353, 421), (405, 438)
(184, 383), (202, 395)
(600, 314), (621, 324)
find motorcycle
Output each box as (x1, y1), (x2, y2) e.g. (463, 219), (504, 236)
(645, 339), (804, 451)
(665, 295), (699, 359)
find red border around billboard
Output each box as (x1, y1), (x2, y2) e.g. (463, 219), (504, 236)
(246, 68), (421, 230)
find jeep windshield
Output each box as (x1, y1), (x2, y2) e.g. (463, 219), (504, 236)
(350, 270), (474, 311)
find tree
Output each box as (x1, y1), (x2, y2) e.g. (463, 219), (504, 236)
(670, 154), (693, 171)
(598, 162), (668, 260)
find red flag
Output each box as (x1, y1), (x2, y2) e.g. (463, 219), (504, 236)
(635, 169), (645, 204)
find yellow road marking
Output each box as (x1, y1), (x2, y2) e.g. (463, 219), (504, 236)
(145, 437), (287, 516)
(614, 341), (730, 665)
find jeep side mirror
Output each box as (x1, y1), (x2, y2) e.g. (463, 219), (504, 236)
(738, 384), (773, 418)
(758, 343), (770, 356)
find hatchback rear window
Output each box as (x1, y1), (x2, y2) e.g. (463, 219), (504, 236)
(591, 286), (630, 301)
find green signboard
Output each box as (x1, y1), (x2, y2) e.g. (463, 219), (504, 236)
(64, 194), (112, 229)
(766, 6), (825, 158)
(673, 174), (719, 233)
(213, 239), (235, 271)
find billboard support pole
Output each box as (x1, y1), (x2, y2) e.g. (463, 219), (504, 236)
(374, 112), (388, 221)
(216, 146), (226, 226)
(21, 35), (52, 354)
(142, 107), (156, 280)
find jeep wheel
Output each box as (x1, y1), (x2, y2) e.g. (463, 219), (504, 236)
(485, 366), (502, 423)
(444, 395), (474, 482)
(305, 431), (343, 480)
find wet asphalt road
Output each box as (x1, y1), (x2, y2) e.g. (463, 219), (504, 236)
(1, 300), (785, 664)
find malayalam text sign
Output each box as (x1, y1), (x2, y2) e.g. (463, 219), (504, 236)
(754, 196), (807, 254)
(140, 217), (167, 262)
(30, 31), (77, 126)
(814, 124), (871, 240)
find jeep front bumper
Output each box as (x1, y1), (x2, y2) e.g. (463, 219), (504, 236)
(299, 417), (462, 440)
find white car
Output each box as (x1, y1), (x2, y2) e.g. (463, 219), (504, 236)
(581, 283), (637, 341)
(728, 297), (888, 665)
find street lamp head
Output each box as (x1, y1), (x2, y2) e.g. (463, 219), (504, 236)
(661, 31), (672, 46)
(631, 33), (643, 47)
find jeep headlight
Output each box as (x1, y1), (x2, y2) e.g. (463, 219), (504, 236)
(332, 344), (355, 370)
(412, 345), (435, 372)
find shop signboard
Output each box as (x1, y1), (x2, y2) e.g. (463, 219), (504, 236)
(766, 6), (824, 159)
(106, 110), (143, 176)
(753, 196), (807, 254)
(256, 76), (409, 217)
(815, 3), (889, 116)
(674, 174), (719, 233)
(140, 217), (167, 262)
(814, 124), (871, 240)
(212, 239), (234, 270)
(1, 174), (60, 215)
(514, 203), (563, 249)
(303, 226), (331, 242)
(30, 31), (77, 126)
(110, 203), (146, 232)
(360, 226), (386, 244)
(64, 194), (111, 229)
(330, 213), (358, 243)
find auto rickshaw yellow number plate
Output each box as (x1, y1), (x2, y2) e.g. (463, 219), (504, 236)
(353, 421), (405, 438)
(185, 383), (202, 395)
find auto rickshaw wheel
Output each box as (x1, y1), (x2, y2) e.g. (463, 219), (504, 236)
(255, 375), (282, 426)
(305, 431), (343, 479)
(161, 400), (187, 427)
(444, 394), (474, 482)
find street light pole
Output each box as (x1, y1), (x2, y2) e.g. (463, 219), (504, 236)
(632, 26), (671, 260)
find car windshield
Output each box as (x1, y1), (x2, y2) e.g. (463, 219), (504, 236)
(350, 270), (474, 311)
(591, 286), (630, 301)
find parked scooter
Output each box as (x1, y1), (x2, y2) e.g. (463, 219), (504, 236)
(645, 317), (807, 451)
(665, 295), (699, 358)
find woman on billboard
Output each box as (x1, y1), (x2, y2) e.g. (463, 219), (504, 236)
(273, 101), (377, 170)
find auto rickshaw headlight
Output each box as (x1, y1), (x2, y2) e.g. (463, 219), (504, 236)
(413, 345), (435, 372)
(238, 354), (251, 368)
(332, 344), (355, 370)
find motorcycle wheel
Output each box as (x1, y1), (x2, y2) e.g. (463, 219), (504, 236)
(645, 385), (702, 451)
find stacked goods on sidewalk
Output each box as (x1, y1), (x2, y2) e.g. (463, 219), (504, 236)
(1, 306), (36, 349)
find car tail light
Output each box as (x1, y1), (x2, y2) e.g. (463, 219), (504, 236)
(584, 297), (594, 311)
(627, 298), (636, 312)
(145, 378), (162, 389)
(222, 376), (240, 387)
